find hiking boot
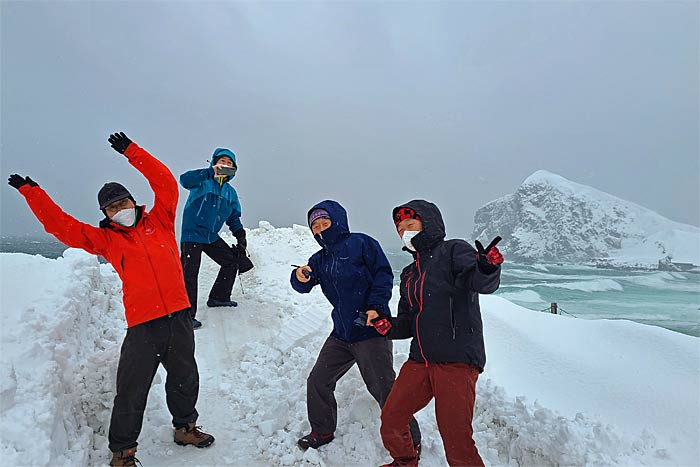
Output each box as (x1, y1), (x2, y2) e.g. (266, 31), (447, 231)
(206, 298), (238, 307)
(174, 422), (215, 448)
(110, 448), (141, 467)
(192, 318), (202, 329)
(297, 432), (334, 450)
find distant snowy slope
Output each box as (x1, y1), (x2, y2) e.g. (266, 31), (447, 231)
(473, 170), (700, 267)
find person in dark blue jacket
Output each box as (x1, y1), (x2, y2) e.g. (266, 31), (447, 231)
(291, 200), (420, 454)
(180, 148), (246, 329)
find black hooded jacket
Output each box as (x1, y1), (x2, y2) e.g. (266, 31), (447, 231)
(389, 200), (501, 372)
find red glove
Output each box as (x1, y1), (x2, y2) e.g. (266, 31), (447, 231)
(475, 236), (503, 272)
(372, 318), (392, 336)
(486, 246), (503, 265)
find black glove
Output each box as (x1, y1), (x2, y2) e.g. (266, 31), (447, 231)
(108, 132), (133, 154)
(233, 229), (247, 249)
(475, 236), (503, 273)
(8, 174), (38, 190)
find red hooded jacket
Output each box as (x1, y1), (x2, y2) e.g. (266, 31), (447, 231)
(18, 143), (191, 327)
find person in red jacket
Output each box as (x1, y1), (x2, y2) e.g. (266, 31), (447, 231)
(8, 132), (215, 467)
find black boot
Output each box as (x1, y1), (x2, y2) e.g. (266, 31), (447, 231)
(206, 298), (238, 307)
(297, 432), (334, 450)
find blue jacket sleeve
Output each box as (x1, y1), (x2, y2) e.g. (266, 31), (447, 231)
(225, 189), (243, 233)
(361, 236), (393, 313)
(180, 168), (214, 189)
(290, 254), (319, 294)
(451, 241), (501, 294)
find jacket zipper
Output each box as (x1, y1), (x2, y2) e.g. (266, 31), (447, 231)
(450, 296), (456, 340)
(135, 228), (169, 313)
(211, 184), (223, 232)
(414, 253), (428, 366)
(329, 252), (348, 337)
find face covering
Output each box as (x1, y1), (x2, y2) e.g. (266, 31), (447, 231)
(111, 208), (136, 227)
(402, 230), (420, 251)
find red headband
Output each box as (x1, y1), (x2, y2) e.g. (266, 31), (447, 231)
(394, 207), (421, 226)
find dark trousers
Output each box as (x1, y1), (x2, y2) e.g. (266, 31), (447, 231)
(108, 309), (200, 452)
(307, 336), (421, 444)
(380, 360), (483, 467)
(181, 239), (238, 319)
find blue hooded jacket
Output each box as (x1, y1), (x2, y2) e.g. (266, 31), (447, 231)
(290, 200), (394, 343)
(179, 148), (243, 244)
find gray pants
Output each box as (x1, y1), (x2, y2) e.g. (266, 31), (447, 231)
(307, 336), (421, 444)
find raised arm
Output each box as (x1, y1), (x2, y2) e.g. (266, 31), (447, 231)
(109, 132), (179, 227)
(9, 175), (110, 256)
(451, 240), (501, 294)
(180, 167), (215, 189)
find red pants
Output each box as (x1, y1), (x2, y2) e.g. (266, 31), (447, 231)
(380, 360), (484, 467)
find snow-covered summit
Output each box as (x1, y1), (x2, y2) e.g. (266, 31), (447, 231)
(473, 170), (700, 267)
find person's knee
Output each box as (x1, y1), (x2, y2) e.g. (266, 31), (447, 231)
(379, 410), (407, 440)
(307, 369), (323, 388)
(368, 383), (392, 407)
(380, 401), (402, 427)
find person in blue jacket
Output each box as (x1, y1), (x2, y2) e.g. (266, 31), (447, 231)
(291, 200), (420, 455)
(180, 148), (246, 329)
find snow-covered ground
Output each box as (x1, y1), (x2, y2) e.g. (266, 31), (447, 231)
(1, 222), (699, 467)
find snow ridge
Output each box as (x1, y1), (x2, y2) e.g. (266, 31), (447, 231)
(0, 250), (125, 466)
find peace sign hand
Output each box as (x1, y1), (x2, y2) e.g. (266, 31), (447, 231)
(475, 236), (503, 269)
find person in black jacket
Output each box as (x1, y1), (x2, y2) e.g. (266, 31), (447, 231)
(375, 200), (503, 467)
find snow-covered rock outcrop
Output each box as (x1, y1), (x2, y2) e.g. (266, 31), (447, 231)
(472, 170), (699, 268)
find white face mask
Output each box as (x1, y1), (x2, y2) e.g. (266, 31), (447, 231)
(111, 208), (136, 227)
(401, 230), (420, 251)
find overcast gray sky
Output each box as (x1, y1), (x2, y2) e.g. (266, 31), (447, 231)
(1, 1), (698, 246)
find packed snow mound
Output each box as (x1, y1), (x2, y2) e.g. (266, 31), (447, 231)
(472, 170), (700, 267)
(0, 250), (125, 466)
(1, 221), (698, 466)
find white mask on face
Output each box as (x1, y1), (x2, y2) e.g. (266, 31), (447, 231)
(111, 208), (136, 227)
(401, 230), (420, 251)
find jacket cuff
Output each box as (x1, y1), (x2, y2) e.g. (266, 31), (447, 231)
(18, 184), (34, 196)
(366, 304), (387, 318)
(124, 142), (139, 158)
(476, 261), (499, 275)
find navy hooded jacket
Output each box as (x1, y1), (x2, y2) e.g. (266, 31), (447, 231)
(179, 148), (243, 244)
(290, 200), (393, 343)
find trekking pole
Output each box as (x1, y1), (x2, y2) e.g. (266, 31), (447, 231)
(238, 266), (245, 295)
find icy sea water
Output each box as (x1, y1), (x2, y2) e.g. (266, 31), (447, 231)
(4, 237), (699, 338)
(386, 251), (700, 338)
